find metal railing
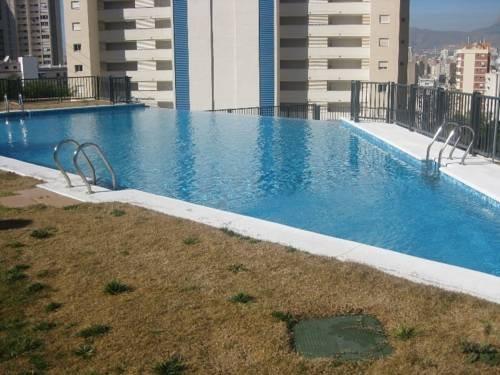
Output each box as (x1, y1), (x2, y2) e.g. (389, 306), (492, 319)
(0, 76), (132, 105)
(351, 81), (500, 161)
(211, 103), (351, 121)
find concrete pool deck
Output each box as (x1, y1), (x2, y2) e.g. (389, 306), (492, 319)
(346, 119), (500, 205)
(1, 116), (500, 304)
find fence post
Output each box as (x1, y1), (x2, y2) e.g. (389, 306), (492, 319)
(471, 91), (482, 153)
(313, 104), (320, 120)
(351, 81), (360, 122)
(408, 84), (417, 131)
(386, 82), (395, 124)
(125, 76), (132, 103)
(493, 98), (499, 162)
(109, 76), (115, 104)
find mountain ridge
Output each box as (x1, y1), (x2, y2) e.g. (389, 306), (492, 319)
(411, 20), (500, 51)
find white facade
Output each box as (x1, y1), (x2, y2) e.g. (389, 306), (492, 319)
(64, 0), (408, 110)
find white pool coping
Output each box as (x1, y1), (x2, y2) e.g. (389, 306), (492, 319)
(1, 153), (500, 305)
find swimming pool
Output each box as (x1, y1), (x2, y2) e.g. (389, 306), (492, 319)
(1, 106), (500, 276)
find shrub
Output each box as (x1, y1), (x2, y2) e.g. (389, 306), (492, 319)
(394, 325), (416, 341)
(229, 293), (254, 304)
(271, 311), (298, 330)
(74, 344), (95, 359)
(45, 302), (62, 313)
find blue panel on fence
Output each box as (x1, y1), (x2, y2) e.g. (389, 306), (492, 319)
(173, 0), (190, 110)
(259, 0), (275, 108)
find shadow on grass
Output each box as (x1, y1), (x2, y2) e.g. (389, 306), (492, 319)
(0, 219), (32, 231)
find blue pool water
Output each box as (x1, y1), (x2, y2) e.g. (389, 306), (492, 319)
(1, 107), (500, 276)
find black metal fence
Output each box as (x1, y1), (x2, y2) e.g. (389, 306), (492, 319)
(212, 103), (351, 121)
(0, 76), (131, 104)
(351, 81), (500, 159)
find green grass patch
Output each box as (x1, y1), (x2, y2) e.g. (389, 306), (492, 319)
(26, 282), (47, 294)
(77, 324), (111, 339)
(271, 311), (298, 330)
(0, 335), (43, 361)
(6, 264), (30, 283)
(227, 264), (249, 273)
(394, 325), (417, 341)
(220, 228), (260, 243)
(153, 355), (187, 375)
(29, 354), (49, 371)
(5, 241), (25, 249)
(74, 343), (95, 359)
(104, 280), (132, 295)
(33, 321), (57, 332)
(63, 204), (82, 211)
(229, 293), (255, 304)
(111, 209), (126, 217)
(30, 228), (53, 239)
(45, 302), (62, 313)
(182, 236), (200, 245)
(461, 341), (500, 366)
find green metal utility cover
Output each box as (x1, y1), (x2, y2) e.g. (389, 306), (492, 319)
(293, 315), (392, 360)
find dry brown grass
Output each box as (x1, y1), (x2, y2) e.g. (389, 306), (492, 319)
(0, 173), (499, 374)
(0, 171), (40, 196)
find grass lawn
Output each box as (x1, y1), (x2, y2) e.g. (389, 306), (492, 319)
(0, 171), (499, 374)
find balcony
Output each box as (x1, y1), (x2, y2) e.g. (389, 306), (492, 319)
(280, 25), (308, 38)
(308, 69), (369, 81)
(308, 25), (370, 38)
(280, 69), (308, 81)
(280, 3), (308, 17)
(280, 47), (308, 60)
(99, 28), (172, 42)
(308, 90), (351, 103)
(308, 47), (369, 59)
(105, 70), (173, 81)
(99, 7), (171, 22)
(101, 49), (173, 62)
(308, 2), (370, 16)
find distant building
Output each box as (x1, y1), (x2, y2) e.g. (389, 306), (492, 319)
(456, 43), (491, 94)
(0, 56), (66, 80)
(0, 0), (63, 66)
(485, 72), (500, 97)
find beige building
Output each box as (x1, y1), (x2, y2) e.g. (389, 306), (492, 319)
(64, 0), (173, 107)
(279, 0), (410, 110)
(0, 0), (63, 66)
(456, 43), (491, 94)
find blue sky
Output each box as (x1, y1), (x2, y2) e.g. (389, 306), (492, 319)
(412, 0), (500, 31)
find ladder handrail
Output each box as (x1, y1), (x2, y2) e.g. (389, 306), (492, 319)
(53, 139), (96, 188)
(426, 125), (444, 161)
(437, 129), (457, 169)
(4, 94), (9, 113)
(448, 125), (476, 165)
(73, 143), (116, 194)
(18, 94), (24, 112)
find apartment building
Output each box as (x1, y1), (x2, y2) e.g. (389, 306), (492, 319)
(65, 0), (277, 109)
(280, 0), (409, 111)
(65, 0), (408, 110)
(456, 43), (491, 94)
(0, 0), (63, 66)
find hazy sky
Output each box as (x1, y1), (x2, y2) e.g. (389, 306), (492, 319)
(412, 0), (500, 31)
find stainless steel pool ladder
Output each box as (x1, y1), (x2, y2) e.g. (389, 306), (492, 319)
(18, 94), (24, 112)
(426, 122), (476, 170)
(4, 94), (9, 113)
(53, 139), (116, 194)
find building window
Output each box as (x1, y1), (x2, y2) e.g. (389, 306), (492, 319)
(378, 61), (389, 70)
(74, 65), (83, 72)
(71, 1), (80, 9)
(379, 15), (390, 24)
(379, 38), (389, 47)
(73, 43), (81, 52)
(72, 22), (81, 31)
